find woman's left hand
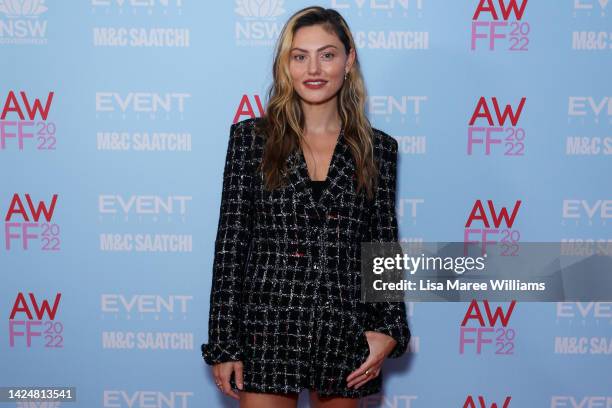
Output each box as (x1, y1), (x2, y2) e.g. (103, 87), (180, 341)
(346, 330), (397, 389)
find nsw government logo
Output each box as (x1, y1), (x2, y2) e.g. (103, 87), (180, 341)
(0, 0), (48, 45)
(234, 0), (285, 47)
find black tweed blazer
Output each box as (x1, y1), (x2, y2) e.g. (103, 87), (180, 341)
(201, 117), (410, 398)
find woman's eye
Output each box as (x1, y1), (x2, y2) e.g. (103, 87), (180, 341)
(292, 53), (334, 61)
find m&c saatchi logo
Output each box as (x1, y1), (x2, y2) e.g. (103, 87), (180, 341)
(98, 194), (193, 253)
(100, 294), (194, 350)
(91, 0), (189, 47)
(554, 302), (612, 355)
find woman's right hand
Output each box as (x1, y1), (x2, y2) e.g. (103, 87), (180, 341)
(213, 361), (244, 400)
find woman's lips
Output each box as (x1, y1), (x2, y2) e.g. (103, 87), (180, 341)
(303, 80), (328, 89)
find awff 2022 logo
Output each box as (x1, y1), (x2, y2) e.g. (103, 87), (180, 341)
(459, 300), (517, 355)
(1, 91), (56, 151)
(470, 0), (529, 51)
(9, 292), (63, 348)
(3, 193), (60, 251)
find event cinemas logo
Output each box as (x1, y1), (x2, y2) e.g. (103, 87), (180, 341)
(3, 193), (60, 251)
(0, 0), (49, 45)
(92, 0), (183, 14)
(562, 199), (610, 226)
(331, 0), (424, 18)
(568, 96), (612, 123)
(556, 302), (612, 322)
(467, 97), (526, 156)
(571, 0), (611, 51)
(103, 390), (194, 408)
(554, 303), (612, 355)
(101, 294), (193, 318)
(1, 91), (56, 151)
(101, 294), (194, 350)
(95, 92), (191, 119)
(234, 0), (286, 47)
(573, 0), (610, 16)
(459, 300), (517, 355)
(8, 292), (63, 348)
(331, 0), (428, 49)
(362, 395), (418, 407)
(566, 96), (611, 156)
(398, 198), (424, 231)
(91, 0), (188, 48)
(551, 396), (612, 408)
(464, 199), (522, 254)
(560, 199), (609, 245)
(470, 0), (529, 51)
(463, 395), (512, 408)
(367, 95), (427, 125)
(98, 194), (192, 219)
(98, 194), (193, 252)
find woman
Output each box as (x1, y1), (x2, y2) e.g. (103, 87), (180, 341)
(201, 6), (410, 408)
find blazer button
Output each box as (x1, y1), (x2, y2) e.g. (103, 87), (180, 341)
(313, 264), (319, 270)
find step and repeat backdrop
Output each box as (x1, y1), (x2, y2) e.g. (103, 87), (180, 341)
(1, 1), (610, 407)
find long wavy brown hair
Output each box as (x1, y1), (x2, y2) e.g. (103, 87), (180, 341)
(254, 6), (378, 200)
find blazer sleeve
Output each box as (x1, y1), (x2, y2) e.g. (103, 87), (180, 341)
(364, 134), (411, 359)
(201, 122), (254, 365)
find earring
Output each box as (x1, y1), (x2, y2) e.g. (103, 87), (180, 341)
(344, 72), (348, 80)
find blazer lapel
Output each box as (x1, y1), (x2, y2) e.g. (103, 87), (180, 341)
(285, 129), (355, 218)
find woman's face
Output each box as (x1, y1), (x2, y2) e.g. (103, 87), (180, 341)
(289, 24), (354, 106)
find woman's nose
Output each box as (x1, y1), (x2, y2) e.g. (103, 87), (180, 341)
(307, 57), (321, 74)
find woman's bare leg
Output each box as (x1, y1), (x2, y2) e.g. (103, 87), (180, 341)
(309, 391), (359, 408)
(239, 391), (299, 408)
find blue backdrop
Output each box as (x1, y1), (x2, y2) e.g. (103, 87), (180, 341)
(1, 1), (610, 407)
